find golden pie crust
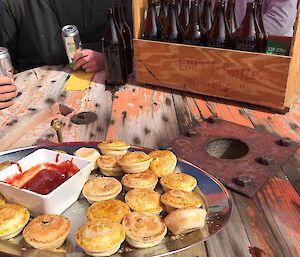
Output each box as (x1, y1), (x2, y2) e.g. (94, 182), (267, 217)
(75, 218), (125, 256)
(0, 192), (6, 205)
(160, 172), (197, 192)
(0, 161), (12, 171)
(125, 188), (162, 214)
(87, 199), (130, 223)
(117, 152), (152, 173)
(121, 169), (158, 190)
(148, 150), (177, 177)
(122, 212), (167, 248)
(96, 155), (123, 176)
(98, 140), (130, 156)
(74, 147), (101, 170)
(160, 189), (203, 213)
(82, 177), (122, 203)
(164, 207), (207, 235)
(23, 214), (71, 249)
(0, 203), (30, 239)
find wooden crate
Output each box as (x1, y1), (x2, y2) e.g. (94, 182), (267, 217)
(132, 0), (300, 110)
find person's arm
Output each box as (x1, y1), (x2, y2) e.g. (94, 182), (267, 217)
(0, 76), (16, 109)
(263, 0), (298, 36)
(23, 0), (67, 65)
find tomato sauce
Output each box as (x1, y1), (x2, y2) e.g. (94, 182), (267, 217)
(4, 160), (80, 195)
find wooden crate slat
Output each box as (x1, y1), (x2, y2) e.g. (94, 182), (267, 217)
(132, 0), (300, 110)
(134, 39), (291, 109)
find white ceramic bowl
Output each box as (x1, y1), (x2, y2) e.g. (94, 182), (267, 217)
(0, 149), (92, 216)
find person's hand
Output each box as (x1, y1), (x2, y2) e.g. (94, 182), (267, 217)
(0, 76), (16, 109)
(73, 49), (105, 73)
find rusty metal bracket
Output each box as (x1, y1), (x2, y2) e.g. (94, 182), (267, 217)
(168, 117), (299, 197)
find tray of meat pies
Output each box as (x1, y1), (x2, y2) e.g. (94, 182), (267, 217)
(0, 141), (232, 257)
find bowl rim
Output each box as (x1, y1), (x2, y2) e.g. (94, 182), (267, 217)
(0, 148), (92, 198)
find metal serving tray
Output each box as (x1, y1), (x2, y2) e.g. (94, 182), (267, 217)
(0, 142), (232, 257)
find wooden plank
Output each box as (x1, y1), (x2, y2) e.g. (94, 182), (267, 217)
(134, 39), (291, 110)
(234, 192), (287, 257)
(172, 92), (211, 133)
(255, 177), (300, 257)
(106, 83), (180, 149)
(0, 66), (68, 150)
(169, 243), (207, 257)
(239, 100), (300, 256)
(285, 0), (300, 107)
(204, 197), (251, 257)
(60, 71), (113, 143)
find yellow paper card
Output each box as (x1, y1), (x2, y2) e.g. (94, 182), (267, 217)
(64, 71), (94, 91)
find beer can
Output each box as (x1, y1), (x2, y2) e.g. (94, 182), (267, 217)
(0, 47), (13, 76)
(61, 25), (82, 67)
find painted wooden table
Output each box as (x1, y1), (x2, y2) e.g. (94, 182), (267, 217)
(0, 65), (299, 257)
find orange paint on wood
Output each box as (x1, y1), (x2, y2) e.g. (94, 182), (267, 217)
(258, 177), (300, 255)
(64, 91), (86, 111)
(205, 99), (254, 128)
(192, 97), (214, 120)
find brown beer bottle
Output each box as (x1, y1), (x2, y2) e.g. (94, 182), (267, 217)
(226, 0), (238, 35)
(163, 0), (184, 43)
(179, 0), (190, 30)
(115, 3), (133, 74)
(255, 0), (267, 52)
(235, 2), (263, 52)
(102, 8), (127, 86)
(159, 0), (168, 29)
(201, 0), (213, 33)
(207, 0), (231, 48)
(142, 0), (162, 40)
(183, 0), (206, 45)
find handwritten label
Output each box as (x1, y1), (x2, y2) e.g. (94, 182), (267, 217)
(179, 58), (217, 72)
(178, 58), (263, 86)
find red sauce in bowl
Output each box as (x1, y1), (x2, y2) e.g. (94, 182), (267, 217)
(4, 160), (80, 195)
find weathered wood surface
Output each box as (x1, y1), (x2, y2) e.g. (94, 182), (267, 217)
(134, 39), (291, 110)
(0, 65), (299, 257)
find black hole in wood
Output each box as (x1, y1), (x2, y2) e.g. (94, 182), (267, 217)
(205, 138), (249, 159)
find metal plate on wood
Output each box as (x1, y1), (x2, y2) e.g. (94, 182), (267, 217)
(168, 117), (300, 197)
(0, 142), (231, 257)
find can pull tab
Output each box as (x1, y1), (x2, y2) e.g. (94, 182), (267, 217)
(51, 119), (63, 143)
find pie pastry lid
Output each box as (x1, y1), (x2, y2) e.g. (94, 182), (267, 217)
(75, 218), (125, 253)
(97, 156), (123, 176)
(82, 177), (122, 203)
(122, 212), (167, 248)
(121, 170), (158, 190)
(148, 150), (177, 177)
(160, 189), (203, 209)
(0, 203), (30, 239)
(164, 207), (207, 235)
(87, 199), (131, 223)
(125, 188), (163, 213)
(160, 172), (197, 192)
(23, 214), (71, 249)
(74, 147), (101, 170)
